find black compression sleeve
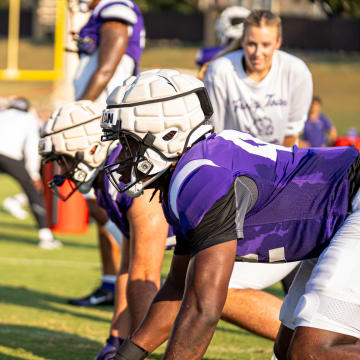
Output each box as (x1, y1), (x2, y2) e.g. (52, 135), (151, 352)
(186, 176), (257, 256)
(114, 339), (148, 360)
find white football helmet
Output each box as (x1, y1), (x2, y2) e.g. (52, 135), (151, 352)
(101, 69), (213, 198)
(215, 6), (250, 45)
(39, 100), (111, 200)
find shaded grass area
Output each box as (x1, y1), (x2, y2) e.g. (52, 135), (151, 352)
(0, 174), (278, 359)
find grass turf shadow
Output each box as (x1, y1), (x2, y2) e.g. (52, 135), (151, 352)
(0, 323), (102, 360)
(0, 284), (112, 323)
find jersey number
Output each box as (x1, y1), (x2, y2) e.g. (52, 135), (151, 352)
(219, 130), (292, 162)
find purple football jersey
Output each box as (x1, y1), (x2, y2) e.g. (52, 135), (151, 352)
(96, 144), (175, 240)
(163, 130), (359, 262)
(195, 46), (225, 67)
(96, 144), (133, 238)
(78, 0), (145, 73)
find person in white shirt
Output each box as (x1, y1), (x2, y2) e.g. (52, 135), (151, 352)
(0, 97), (62, 249)
(202, 9), (313, 345)
(205, 9), (313, 147)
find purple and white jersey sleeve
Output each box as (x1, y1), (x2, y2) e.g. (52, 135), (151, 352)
(79, 0), (145, 68)
(168, 160), (234, 234)
(95, 0), (138, 24)
(164, 130), (358, 263)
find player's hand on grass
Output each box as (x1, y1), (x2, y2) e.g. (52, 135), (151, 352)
(95, 335), (123, 360)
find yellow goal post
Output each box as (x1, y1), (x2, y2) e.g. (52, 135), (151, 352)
(0, 0), (66, 81)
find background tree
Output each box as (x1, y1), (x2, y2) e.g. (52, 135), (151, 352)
(136, 0), (197, 13)
(310, 0), (360, 17)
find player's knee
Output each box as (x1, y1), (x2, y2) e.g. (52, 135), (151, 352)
(127, 275), (160, 294)
(129, 266), (161, 284)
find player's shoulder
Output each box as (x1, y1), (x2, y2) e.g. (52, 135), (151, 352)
(207, 49), (242, 77)
(94, 0), (138, 24)
(169, 153), (234, 228)
(276, 50), (311, 75)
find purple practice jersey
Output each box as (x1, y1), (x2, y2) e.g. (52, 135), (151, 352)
(95, 145), (133, 239)
(78, 0), (145, 73)
(163, 130), (359, 263)
(96, 144), (175, 240)
(195, 46), (225, 67)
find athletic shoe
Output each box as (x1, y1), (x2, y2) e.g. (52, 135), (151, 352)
(2, 197), (28, 219)
(68, 287), (114, 306)
(38, 238), (63, 250)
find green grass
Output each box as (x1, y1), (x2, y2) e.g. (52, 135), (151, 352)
(0, 174), (281, 359)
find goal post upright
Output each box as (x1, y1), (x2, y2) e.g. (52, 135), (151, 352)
(0, 0), (66, 81)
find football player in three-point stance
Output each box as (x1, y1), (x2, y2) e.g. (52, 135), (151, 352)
(40, 100), (285, 359)
(101, 69), (360, 360)
(39, 101), (169, 360)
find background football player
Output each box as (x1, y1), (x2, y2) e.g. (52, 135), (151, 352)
(196, 6), (250, 69)
(69, 0), (146, 306)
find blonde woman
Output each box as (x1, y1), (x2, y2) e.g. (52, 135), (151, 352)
(204, 10), (313, 147)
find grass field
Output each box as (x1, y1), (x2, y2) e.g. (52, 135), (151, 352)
(0, 174), (281, 359)
(0, 41), (359, 359)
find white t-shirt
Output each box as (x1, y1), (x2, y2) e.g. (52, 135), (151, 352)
(204, 49), (313, 144)
(0, 109), (41, 180)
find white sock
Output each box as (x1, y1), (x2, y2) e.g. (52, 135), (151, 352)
(104, 220), (123, 246)
(102, 275), (117, 284)
(271, 353), (278, 360)
(38, 228), (54, 242)
(14, 193), (28, 207)
(102, 275), (116, 292)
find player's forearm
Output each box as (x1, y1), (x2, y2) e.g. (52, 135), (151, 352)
(79, 68), (114, 101)
(162, 242), (236, 359)
(130, 276), (184, 353)
(111, 237), (131, 338)
(127, 278), (160, 333)
(111, 271), (131, 338)
(162, 301), (220, 360)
